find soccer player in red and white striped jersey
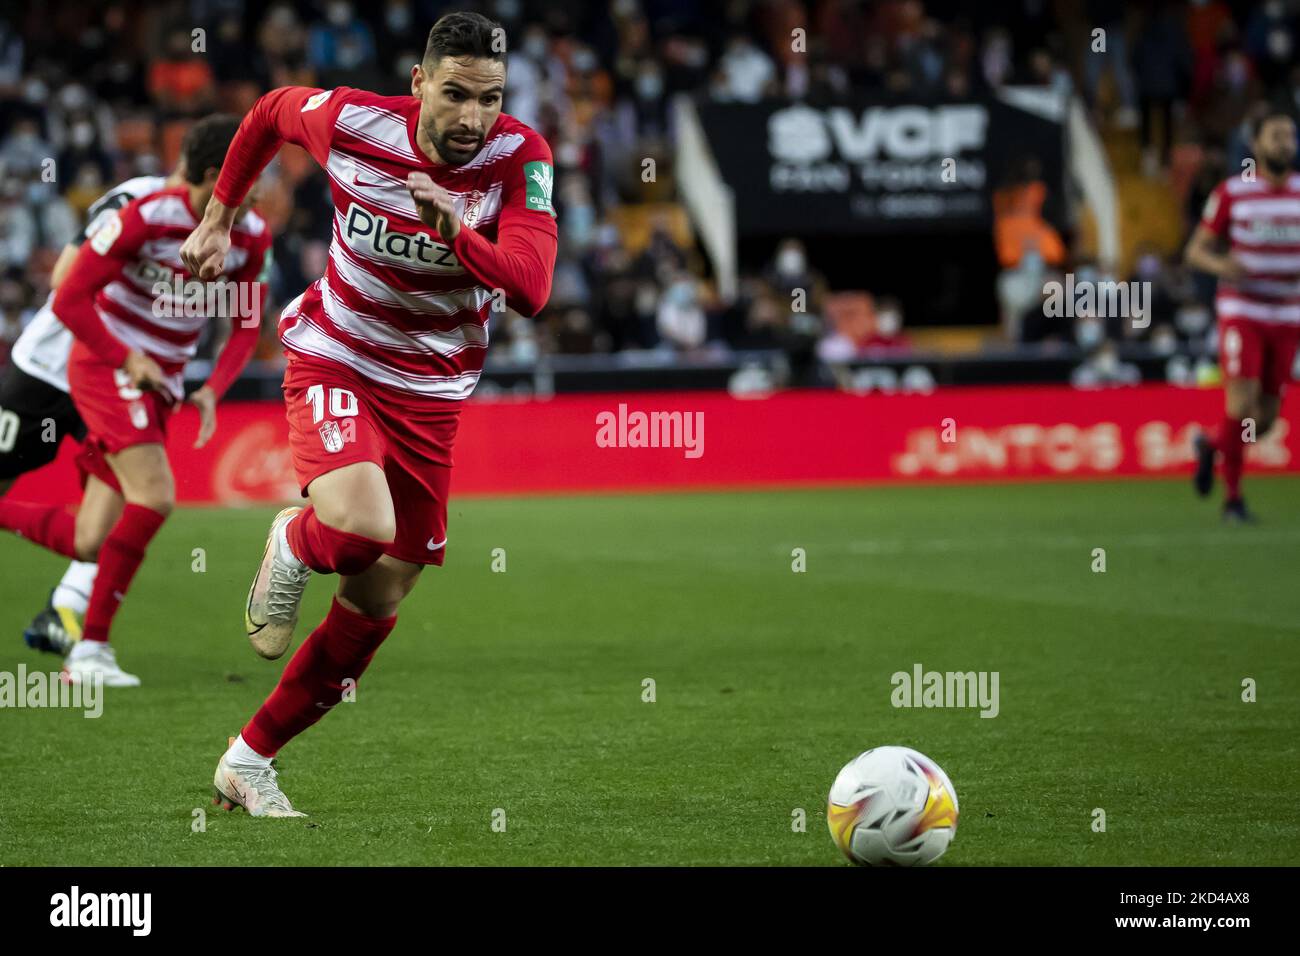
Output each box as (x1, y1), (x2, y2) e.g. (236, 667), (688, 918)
(0, 116), (271, 686)
(1185, 110), (1300, 522)
(180, 12), (559, 816)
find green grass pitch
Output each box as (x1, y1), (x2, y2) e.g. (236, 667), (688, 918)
(1, 477), (1297, 865)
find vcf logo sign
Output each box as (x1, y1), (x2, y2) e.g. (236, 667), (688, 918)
(768, 104), (988, 163)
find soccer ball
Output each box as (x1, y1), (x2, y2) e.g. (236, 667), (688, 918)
(826, 746), (959, 866)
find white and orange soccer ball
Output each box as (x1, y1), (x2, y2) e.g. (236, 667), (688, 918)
(826, 746), (959, 866)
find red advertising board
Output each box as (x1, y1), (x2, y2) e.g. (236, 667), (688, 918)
(9, 385), (1297, 504)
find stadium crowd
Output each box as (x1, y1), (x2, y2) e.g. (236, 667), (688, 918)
(0, 0), (1298, 378)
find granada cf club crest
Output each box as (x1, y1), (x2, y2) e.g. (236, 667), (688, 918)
(461, 190), (485, 227)
(319, 420), (344, 453)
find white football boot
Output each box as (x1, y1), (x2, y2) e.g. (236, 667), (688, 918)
(62, 640), (140, 688)
(213, 738), (307, 818)
(245, 506), (311, 660)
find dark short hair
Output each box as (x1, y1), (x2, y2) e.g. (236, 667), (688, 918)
(1252, 109), (1296, 141)
(180, 114), (241, 184)
(423, 11), (507, 67)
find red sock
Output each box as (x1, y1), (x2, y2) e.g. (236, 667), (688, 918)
(0, 500), (78, 558)
(1217, 415), (1244, 503)
(242, 598), (396, 757)
(285, 505), (389, 575)
(82, 503), (167, 643)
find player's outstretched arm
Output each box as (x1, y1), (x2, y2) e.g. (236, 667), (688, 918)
(184, 86), (343, 280)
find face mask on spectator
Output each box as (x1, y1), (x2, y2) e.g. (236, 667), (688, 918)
(876, 309), (901, 337)
(328, 1), (351, 27)
(1267, 28), (1291, 60)
(1225, 57), (1248, 89)
(566, 205), (594, 247)
(1076, 317), (1104, 348)
(72, 123), (95, 148)
(669, 279), (695, 306)
(1094, 347), (1119, 375)
(524, 35), (547, 60)
(636, 69), (663, 100)
(775, 247), (805, 277)
(385, 5), (411, 32)
(1136, 255), (1162, 280)
(58, 84), (89, 111)
(1151, 328), (1177, 355)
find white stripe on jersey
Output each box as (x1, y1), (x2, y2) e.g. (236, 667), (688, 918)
(327, 150), (417, 219)
(137, 194), (196, 228)
(336, 103), (420, 162)
(1233, 278), (1300, 298)
(319, 275), (488, 356)
(1229, 197), (1300, 219)
(1216, 296), (1300, 323)
(326, 149), (505, 226)
(100, 310), (195, 365)
(136, 238), (186, 269)
(1234, 250), (1300, 273)
(281, 311), (482, 399)
(135, 237), (251, 274)
(99, 279), (213, 337)
(450, 132), (526, 173)
(328, 242), (490, 316)
(1224, 174), (1300, 196)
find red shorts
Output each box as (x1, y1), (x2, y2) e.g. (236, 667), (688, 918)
(1219, 318), (1300, 396)
(67, 342), (174, 491)
(282, 351), (460, 566)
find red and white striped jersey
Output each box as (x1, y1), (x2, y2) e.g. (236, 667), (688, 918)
(13, 173), (168, 392)
(51, 184), (272, 400)
(213, 86), (558, 403)
(1201, 172), (1300, 325)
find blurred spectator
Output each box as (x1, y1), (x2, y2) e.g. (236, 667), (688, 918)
(308, 1), (377, 78)
(713, 35), (776, 103)
(993, 158), (1067, 271)
(656, 272), (707, 352)
(1243, 1), (1297, 89)
(1071, 339), (1141, 387)
(1082, 0), (1138, 125)
(0, 275), (28, 367)
(148, 29), (216, 116)
(1133, 4), (1193, 174)
(0, 181), (38, 272)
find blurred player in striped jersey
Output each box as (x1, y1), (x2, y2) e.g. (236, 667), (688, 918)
(1, 168), (175, 655)
(1185, 110), (1300, 522)
(0, 117), (271, 686)
(180, 12), (557, 816)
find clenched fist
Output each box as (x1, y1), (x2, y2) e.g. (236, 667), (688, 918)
(406, 173), (460, 242)
(181, 200), (237, 280)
